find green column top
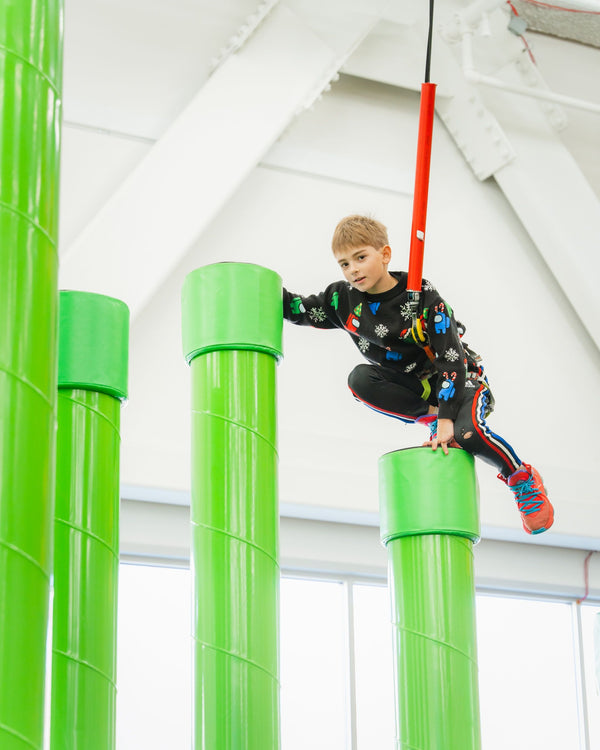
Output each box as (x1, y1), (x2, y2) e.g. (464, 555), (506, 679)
(379, 447), (480, 544)
(181, 263), (283, 364)
(58, 291), (130, 401)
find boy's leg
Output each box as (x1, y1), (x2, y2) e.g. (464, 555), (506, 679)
(452, 383), (521, 477)
(347, 364), (430, 422)
(453, 382), (554, 535)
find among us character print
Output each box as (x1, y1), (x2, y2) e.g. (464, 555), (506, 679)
(438, 371), (457, 401)
(344, 303), (362, 334)
(433, 302), (451, 334)
(385, 349), (402, 362)
(289, 296), (306, 315)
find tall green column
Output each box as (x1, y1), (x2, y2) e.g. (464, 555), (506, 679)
(50, 291), (129, 750)
(182, 263), (283, 750)
(0, 2), (63, 749)
(379, 447), (482, 750)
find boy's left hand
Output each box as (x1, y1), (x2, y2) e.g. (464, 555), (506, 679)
(426, 418), (460, 455)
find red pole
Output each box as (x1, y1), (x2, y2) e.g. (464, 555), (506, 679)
(407, 82), (437, 294)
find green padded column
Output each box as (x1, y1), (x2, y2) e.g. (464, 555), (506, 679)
(0, 2), (63, 749)
(182, 263), (283, 750)
(379, 447), (481, 750)
(50, 291), (129, 750)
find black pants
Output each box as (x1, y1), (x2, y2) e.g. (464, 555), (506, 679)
(348, 364), (522, 477)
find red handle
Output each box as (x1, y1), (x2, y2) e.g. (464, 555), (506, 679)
(407, 82), (437, 293)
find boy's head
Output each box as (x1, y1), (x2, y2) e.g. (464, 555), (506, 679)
(331, 215), (397, 295)
(331, 214), (389, 255)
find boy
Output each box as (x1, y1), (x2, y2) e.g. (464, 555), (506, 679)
(283, 215), (554, 535)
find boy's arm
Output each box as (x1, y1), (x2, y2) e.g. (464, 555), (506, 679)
(282, 286), (340, 330)
(423, 291), (467, 422)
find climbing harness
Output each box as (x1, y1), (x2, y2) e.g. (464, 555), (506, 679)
(409, 313), (436, 362)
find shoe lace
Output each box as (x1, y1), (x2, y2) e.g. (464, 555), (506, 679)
(511, 476), (544, 515)
(416, 415), (437, 439)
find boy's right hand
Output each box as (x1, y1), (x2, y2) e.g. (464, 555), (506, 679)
(424, 418), (461, 455)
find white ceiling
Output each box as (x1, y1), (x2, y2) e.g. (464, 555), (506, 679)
(58, 0), (600, 548)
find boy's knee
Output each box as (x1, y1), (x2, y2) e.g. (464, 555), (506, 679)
(454, 422), (475, 446)
(347, 364), (373, 398)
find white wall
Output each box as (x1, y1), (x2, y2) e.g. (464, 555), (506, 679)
(120, 499), (600, 601)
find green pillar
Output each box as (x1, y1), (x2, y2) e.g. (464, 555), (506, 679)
(0, 2), (63, 749)
(379, 447), (482, 750)
(182, 262), (283, 750)
(50, 291), (129, 750)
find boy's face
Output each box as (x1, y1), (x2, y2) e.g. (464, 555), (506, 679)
(333, 244), (394, 295)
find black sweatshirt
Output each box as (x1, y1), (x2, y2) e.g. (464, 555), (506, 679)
(283, 271), (482, 421)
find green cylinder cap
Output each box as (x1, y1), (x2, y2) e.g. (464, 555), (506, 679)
(58, 291), (130, 401)
(379, 447), (480, 544)
(182, 263), (283, 364)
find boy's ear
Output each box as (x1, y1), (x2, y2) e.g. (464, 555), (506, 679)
(381, 245), (392, 263)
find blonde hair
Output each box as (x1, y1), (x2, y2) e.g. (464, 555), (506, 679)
(331, 215), (389, 254)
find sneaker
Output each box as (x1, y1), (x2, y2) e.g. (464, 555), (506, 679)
(415, 414), (437, 440)
(500, 464), (554, 535)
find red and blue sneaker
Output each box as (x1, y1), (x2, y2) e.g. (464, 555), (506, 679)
(415, 413), (438, 441)
(500, 464), (554, 535)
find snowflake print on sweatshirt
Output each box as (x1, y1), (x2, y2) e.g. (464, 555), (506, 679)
(399, 302), (413, 321)
(309, 307), (327, 323)
(374, 323), (389, 338)
(444, 347), (460, 362)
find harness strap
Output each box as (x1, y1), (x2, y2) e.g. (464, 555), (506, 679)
(410, 313), (436, 362)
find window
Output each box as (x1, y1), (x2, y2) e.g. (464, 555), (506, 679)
(115, 563), (598, 750)
(352, 583), (395, 749)
(280, 578), (347, 750)
(476, 594), (581, 750)
(117, 563), (192, 749)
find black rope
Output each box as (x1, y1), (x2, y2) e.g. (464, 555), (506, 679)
(424, 0), (435, 83)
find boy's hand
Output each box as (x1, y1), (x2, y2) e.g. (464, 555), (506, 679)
(429, 418), (458, 456)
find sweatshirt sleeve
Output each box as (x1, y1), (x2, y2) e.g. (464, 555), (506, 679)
(282, 286), (341, 330)
(423, 290), (468, 421)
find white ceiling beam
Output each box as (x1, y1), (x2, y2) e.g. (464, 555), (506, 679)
(491, 98), (600, 349)
(59, 1), (388, 320)
(437, 13), (600, 350)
